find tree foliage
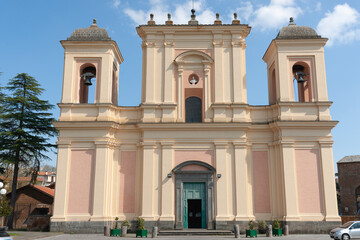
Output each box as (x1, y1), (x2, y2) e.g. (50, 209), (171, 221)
(0, 196), (12, 217)
(0, 73), (57, 228)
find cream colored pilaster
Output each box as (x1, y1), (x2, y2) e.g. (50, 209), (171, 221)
(215, 142), (229, 220)
(177, 65), (184, 122)
(246, 146), (255, 218)
(233, 142), (250, 220)
(314, 53), (329, 101)
(98, 55), (113, 103)
(213, 37), (224, 103)
(278, 53), (292, 101)
(160, 142), (174, 221)
(91, 141), (112, 221)
(61, 55), (74, 103)
(144, 41), (156, 103)
(268, 143), (277, 218)
(239, 42), (247, 103)
(204, 64), (212, 122)
(141, 142), (156, 220)
(164, 38), (174, 104)
(319, 142), (340, 221)
(280, 141), (300, 220)
(52, 141), (71, 221)
(231, 35), (247, 104)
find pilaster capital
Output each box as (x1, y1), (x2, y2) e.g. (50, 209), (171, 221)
(319, 141), (334, 148)
(214, 141), (228, 148)
(141, 141), (157, 149)
(56, 140), (71, 148)
(213, 40), (223, 47)
(203, 64), (211, 74)
(240, 41), (247, 49)
(232, 141), (248, 149)
(164, 41), (174, 47)
(177, 64), (184, 74)
(95, 140), (113, 148)
(279, 140), (294, 148)
(142, 41), (156, 48)
(161, 141), (174, 149)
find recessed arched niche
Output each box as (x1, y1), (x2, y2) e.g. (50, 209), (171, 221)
(77, 60), (100, 104)
(174, 51), (213, 122)
(290, 59), (313, 102)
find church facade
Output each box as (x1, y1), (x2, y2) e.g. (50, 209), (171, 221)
(51, 12), (340, 233)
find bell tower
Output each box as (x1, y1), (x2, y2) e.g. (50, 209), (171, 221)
(60, 19), (123, 105)
(263, 18), (331, 120)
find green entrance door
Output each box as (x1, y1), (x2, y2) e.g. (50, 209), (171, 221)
(183, 182), (206, 229)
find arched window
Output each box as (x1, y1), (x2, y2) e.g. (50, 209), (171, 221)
(292, 63), (311, 102)
(185, 97), (202, 123)
(356, 186), (360, 214)
(79, 64), (96, 103)
(269, 69), (276, 104)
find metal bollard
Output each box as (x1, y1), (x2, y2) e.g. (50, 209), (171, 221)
(104, 225), (110, 237)
(152, 226), (158, 238)
(266, 224), (272, 237)
(234, 224), (240, 238)
(284, 225), (289, 236)
(121, 226), (128, 237)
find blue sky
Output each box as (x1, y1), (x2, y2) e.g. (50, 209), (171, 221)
(0, 0), (359, 170)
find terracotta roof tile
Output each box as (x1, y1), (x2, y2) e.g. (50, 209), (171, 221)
(32, 185), (55, 197)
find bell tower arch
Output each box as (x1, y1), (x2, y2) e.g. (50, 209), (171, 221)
(263, 18), (329, 104)
(60, 19), (123, 105)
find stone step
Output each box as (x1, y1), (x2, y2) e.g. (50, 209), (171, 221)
(158, 229), (234, 236)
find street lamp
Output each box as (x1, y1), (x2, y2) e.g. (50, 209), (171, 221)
(0, 182), (6, 195)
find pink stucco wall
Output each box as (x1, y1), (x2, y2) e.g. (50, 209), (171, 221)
(175, 150), (214, 167)
(295, 149), (323, 214)
(252, 151), (271, 214)
(181, 164), (208, 171)
(67, 150), (94, 214)
(119, 151), (136, 213)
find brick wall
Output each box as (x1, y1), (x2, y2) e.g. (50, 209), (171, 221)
(6, 187), (53, 229)
(338, 162), (360, 216)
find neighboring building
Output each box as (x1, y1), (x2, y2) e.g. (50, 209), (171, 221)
(52, 12), (340, 233)
(0, 176), (43, 190)
(337, 155), (360, 219)
(6, 184), (54, 230)
(37, 172), (56, 187)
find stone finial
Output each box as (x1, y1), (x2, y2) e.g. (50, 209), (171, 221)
(188, 9), (198, 25)
(90, 18), (98, 28)
(148, 13), (156, 25)
(289, 17), (296, 25)
(166, 13), (173, 25)
(232, 13), (240, 25)
(214, 13), (222, 25)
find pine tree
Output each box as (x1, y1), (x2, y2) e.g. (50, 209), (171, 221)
(0, 73), (57, 229)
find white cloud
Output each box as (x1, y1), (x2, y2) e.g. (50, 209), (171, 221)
(317, 4), (360, 46)
(234, 1), (253, 22)
(315, 2), (321, 12)
(112, 0), (120, 8)
(124, 8), (147, 25)
(124, 0), (215, 25)
(251, 0), (302, 31)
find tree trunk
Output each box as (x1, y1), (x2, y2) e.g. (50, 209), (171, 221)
(7, 159), (19, 229)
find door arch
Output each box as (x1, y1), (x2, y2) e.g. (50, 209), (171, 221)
(173, 161), (215, 229)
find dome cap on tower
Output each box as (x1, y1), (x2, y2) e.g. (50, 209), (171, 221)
(67, 19), (112, 41)
(276, 17), (321, 39)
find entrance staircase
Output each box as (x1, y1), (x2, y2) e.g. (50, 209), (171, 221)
(158, 229), (234, 236)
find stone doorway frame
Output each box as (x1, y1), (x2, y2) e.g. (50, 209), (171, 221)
(173, 161), (215, 230)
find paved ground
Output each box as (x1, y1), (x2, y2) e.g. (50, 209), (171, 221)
(7, 232), (332, 240)
(8, 231), (63, 240)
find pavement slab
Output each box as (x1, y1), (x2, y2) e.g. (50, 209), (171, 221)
(6, 232), (332, 240)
